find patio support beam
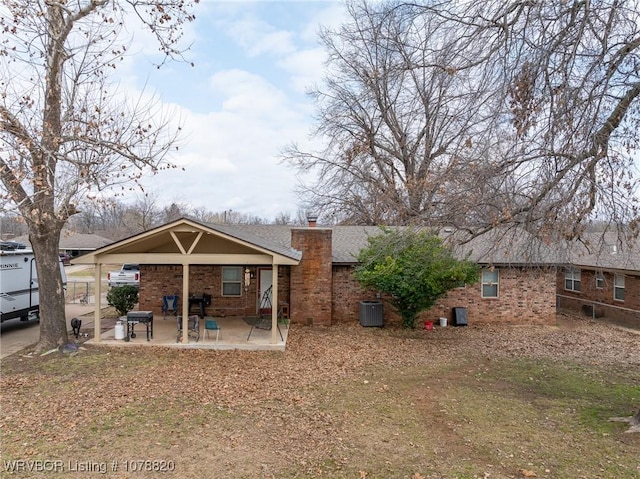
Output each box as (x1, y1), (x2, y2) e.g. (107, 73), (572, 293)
(271, 264), (278, 344)
(94, 263), (102, 342)
(186, 232), (203, 254)
(170, 231), (187, 254)
(181, 263), (190, 343)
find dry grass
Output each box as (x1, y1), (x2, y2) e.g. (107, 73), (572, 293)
(1, 315), (639, 479)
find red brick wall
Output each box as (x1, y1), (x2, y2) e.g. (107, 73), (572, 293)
(332, 265), (378, 323)
(139, 265), (290, 317)
(556, 267), (640, 327)
(429, 267), (556, 325)
(290, 228), (333, 326)
(137, 242), (558, 328)
(331, 266), (557, 326)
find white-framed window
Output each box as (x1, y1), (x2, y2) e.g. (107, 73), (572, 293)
(481, 269), (499, 298)
(564, 268), (581, 292)
(614, 274), (625, 301)
(222, 267), (242, 297)
(595, 271), (604, 289)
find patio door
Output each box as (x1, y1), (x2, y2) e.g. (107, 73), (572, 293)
(258, 268), (272, 316)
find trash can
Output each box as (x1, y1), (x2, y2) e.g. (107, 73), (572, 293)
(359, 300), (383, 327)
(114, 320), (125, 340)
(439, 317), (447, 327)
(452, 307), (468, 326)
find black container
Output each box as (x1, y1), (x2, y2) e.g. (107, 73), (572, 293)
(452, 307), (468, 326)
(359, 300), (384, 327)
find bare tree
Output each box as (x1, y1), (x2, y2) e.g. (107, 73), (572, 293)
(441, 0), (640, 242)
(68, 199), (129, 237)
(93, 200), (131, 239)
(0, 0), (198, 350)
(285, 2), (501, 226)
(130, 191), (162, 232)
(161, 202), (189, 223)
(273, 211), (292, 225)
(0, 213), (27, 239)
(287, 0), (639, 243)
(67, 202), (100, 234)
(273, 209), (313, 225)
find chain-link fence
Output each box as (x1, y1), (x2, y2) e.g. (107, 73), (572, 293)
(65, 279), (109, 305)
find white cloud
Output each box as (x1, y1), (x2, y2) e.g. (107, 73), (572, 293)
(120, 2), (350, 219)
(300, 3), (348, 42)
(277, 47), (327, 94)
(140, 67), (312, 218)
(210, 70), (289, 117)
(221, 16), (296, 57)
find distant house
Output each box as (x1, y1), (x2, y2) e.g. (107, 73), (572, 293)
(13, 232), (113, 259)
(74, 218), (570, 344)
(556, 232), (640, 328)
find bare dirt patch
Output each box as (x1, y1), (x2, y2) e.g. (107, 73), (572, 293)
(1, 315), (639, 478)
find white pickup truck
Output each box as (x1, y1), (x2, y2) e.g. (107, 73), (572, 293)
(107, 263), (140, 288)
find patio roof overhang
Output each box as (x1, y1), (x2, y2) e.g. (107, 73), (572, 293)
(72, 218), (301, 347)
(72, 218), (301, 266)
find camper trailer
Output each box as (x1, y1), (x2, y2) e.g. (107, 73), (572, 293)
(0, 248), (67, 323)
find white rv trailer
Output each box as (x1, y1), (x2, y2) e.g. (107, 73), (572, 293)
(0, 248), (67, 323)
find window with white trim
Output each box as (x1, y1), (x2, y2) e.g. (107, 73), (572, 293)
(595, 272), (604, 289)
(614, 274), (625, 301)
(564, 268), (581, 292)
(481, 269), (499, 298)
(222, 267), (242, 297)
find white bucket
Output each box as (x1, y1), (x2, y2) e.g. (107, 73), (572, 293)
(439, 317), (447, 327)
(114, 321), (125, 340)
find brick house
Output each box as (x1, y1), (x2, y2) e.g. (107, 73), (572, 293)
(556, 232), (640, 328)
(76, 218), (564, 343)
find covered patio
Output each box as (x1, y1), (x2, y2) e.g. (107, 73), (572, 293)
(88, 314), (290, 351)
(72, 218), (301, 351)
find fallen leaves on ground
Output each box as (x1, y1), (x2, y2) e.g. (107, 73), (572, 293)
(1, 313), (638, 478)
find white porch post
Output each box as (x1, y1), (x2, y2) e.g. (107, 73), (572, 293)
(271, 264), (278, 344)
(181, 263), (190, 343)
(93, 263), (102, 342)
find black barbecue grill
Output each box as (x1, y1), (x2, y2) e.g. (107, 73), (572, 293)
(188, 293), (211, 318)
(125, 311), (154, 341)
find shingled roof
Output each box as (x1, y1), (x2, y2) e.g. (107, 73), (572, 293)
(208, 223), (639, 273)
(12, 232), (113, 251)
(202, 223), (302, 261)
(199, 224), (560, 266)
(559, 231), (640, 272)
(64, 218), (639, 274)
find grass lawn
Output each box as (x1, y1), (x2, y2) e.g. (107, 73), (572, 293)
(1, 319), (639, 479)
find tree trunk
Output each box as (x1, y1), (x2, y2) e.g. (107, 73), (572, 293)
(400, 309), (418, 329)
(632, 408), (640, 426)
(29, 227), (68, 352)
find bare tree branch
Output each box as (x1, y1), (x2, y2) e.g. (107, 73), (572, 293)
(0, 0), (198, 350)
(286, 0), (640, 246)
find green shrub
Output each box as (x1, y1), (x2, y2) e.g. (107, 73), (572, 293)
(106, 285), (139, 316)
(356, 227), (479, 328)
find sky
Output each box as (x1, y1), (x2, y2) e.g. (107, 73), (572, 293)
(117, 1), (348, 221)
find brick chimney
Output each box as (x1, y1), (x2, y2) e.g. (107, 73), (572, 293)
(306, 214), (318, 227)
(290, 226), (332, 326)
